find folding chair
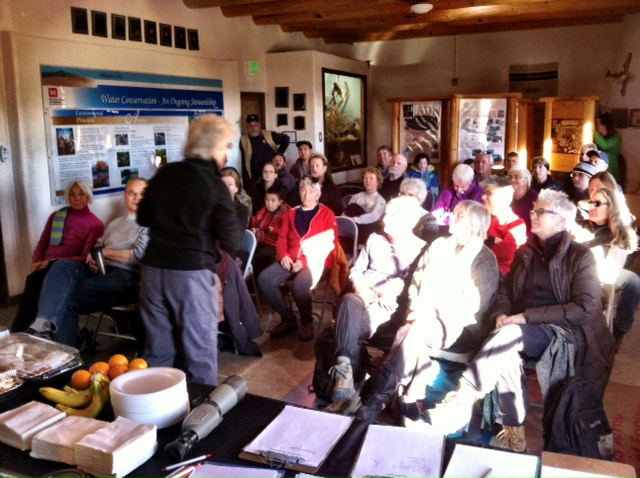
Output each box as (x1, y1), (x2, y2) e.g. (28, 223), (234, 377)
(242, 229), (261, 314)
(336, 216), (358, 267)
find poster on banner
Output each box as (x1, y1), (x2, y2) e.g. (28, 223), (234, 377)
(457, 98), (507, 163)
(40, 65), (224, 205)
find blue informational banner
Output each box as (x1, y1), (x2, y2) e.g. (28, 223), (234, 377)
(40, 65), (224, 204)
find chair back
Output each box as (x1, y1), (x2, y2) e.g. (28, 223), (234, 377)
(336, 216), (358, 266)
(242, 229), (258, 280)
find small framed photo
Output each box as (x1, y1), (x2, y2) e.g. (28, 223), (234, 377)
(160, 23), (172, 47)
(293, 93), (306, 111)
(144, 20), (157, 44)
(275, 87), (289, 108)
(283, 131), (297, 143)
(112, 14), (126, 40)
(188, 29), (199, 50)
(91, 11), (108, 38)
(128, 17), (142, 42)
(611, 108), (629, 129)
(174, 26), (186, 49)
(294, 116), (306, 131)
(277, 114), (288, 127)
(630, 109), (640, 128)
(71, 7), (89, 35)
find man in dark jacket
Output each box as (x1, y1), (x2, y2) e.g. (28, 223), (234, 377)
(429, 190), (615, 452)
(240, 114), (290, 188)
(137, 115), (242, 386)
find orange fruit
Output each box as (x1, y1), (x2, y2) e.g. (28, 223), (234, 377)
(89, 361), (110, 376)
(109, 364), (129, 380)
(71, 369), (92, 390)
(108, 354), (129, 368)
(128, 358), (148, 370)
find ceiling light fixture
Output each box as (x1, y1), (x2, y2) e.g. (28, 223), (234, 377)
(410, 2), (434, 14)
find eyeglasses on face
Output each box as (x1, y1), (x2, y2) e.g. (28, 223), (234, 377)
(588, 200), (610, 208)
(508, 175), (523, 181)
(529, 208), (559, 218)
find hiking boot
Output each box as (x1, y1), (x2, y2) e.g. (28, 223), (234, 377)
(269, 321), (298, 339)
(355, 401), (384, 422)
(330, 361), (356, 401)
(299, 322), (315, 342)
(496, 425), (527, 452)
(355, 368), (399, 422)
(425, 379), (482, 434)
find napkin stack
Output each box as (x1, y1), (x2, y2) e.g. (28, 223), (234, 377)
(75, 416), (157, 477)
(0, 401), (65, 450)
(31, 416), (109, 464)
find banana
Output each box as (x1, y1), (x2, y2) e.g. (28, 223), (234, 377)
(40, 385), (94, 408)
(63, 386), (79, 394)
(56, 373), (110, 419)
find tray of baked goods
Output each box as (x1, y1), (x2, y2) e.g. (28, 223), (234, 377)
(0, 332), (81, 398)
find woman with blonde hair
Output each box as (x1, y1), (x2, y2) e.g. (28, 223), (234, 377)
(344, 167), (386, 244)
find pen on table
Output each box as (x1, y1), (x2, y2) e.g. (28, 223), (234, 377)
(165, 464), (197, 478)
(480, 468), (493, 478)
(162, 453), (211, 471)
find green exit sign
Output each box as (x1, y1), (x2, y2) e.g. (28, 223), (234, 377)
(248, 60), (259, 75)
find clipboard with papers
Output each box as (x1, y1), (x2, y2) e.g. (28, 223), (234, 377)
(239, 405), (353, 474)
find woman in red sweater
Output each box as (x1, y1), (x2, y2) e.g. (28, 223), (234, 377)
(258, 176), (338, 342)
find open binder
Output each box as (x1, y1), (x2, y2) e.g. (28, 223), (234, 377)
(239, 405), (353, 474)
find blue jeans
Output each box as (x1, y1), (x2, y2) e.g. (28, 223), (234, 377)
(258, 262), (316, 324)
(37, 260), (139, 346)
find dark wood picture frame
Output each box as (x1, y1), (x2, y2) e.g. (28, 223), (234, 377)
(144, 20), (157, 44)
(293, 93), (306, 111)
(630, 109), (640, 128)
(294, 116), (306, 131)
(128, 17), (142, 42)
(188, 29), (199, 50)
(91, 11), (108, 38)
(160, 23), (172, 47)
(611, 108), (629, 129)
(275, 87), (289, 108)
(277, 114), (288, 127)
(111, 14), (126, 40)
(322, 68), (367, 172)
(71, 7), (89, 35)
(174, 26), (187, 49)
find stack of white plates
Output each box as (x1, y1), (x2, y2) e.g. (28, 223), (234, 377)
(109, 368), (189, 429)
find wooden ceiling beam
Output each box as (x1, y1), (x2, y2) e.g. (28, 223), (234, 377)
(279, 5), (640, 33)
(183, 0), (272, 8)
(316, 15), (625, 43)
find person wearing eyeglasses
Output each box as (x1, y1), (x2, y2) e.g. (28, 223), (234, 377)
(508, 165), (538, 237)
(565, 161), (596, 204)
(576, 187), (639, 350)
(258, 175), (339, 342)
(250, 162), (283, 215)
(426, 190), (615, 452)
(21, 178), (148, 346)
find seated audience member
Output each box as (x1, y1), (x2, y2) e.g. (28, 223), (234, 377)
(577, 187), (639, 348)
(258, 176), (338, 342)
(588, 171), (624, 200)
(272, 153), (295, 193)
(432, 163), (483, 225)
(565, 161), (596, 220)
(357, 200), (499, 422)
(378, 155), (409, 201)
(376, 145), (393, 180)
(251, 162), (282, 215)
(328, 197), (425, 404)
(289, 154), (343, 216)
(344, 167), (386, 245)
(24, 179), (148, 346)
(563, 142), (598, 197)
(12, 180), (104, 333)
(531, 156), (562, 192)
(407, 153), (439, 200)
(504, 151), (520, 173)
(586, 150), (609, 173)
(474, 152), (493, 185)
(221, 167), (251, 230)
(399, 178), (440, 245)
(250, 185), (291, 277)
(430, 190), (615, 451)
(508, 165), (538, 236)
(481, 175), (527, 276)
(290, 140), (313, 180)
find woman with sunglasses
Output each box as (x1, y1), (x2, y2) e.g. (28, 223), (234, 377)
(258, 175), (339, 342)
(579, 187), (639, 347)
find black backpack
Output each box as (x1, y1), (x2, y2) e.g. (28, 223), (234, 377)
(543, 377), (614, 461)
(310, 325), (369, 402)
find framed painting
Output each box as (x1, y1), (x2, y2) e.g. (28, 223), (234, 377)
(629, 109), (640, 128)
(71, 7), (89, 35)
(322, 68), (366, 172)
(128, 17), (142, 42)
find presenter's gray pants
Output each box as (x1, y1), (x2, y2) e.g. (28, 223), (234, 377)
(140, 266), (220, 386)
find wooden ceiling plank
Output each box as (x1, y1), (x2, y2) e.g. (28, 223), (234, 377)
(221, 0), (390, 18)
(184, 0), (274, 8)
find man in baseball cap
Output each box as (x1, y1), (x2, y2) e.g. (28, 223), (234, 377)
(240, 114), (290, 189)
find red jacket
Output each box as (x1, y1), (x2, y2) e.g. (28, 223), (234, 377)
(251, 204), (290, 247)
(276, 205), (338, 269)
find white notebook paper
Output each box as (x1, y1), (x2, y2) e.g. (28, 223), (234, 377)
(443, 442), (539, 478)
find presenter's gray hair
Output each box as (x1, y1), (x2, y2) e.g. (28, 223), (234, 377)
(183, 115), (235, 160)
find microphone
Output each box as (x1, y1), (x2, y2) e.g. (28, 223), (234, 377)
(163, 375), (247, 462)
